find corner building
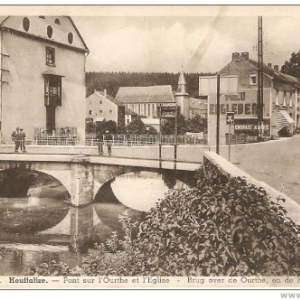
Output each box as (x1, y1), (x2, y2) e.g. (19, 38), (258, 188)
(0, 16), (89, 143)
(200, 52), (300, 145)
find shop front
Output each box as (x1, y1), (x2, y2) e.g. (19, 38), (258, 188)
(225, 118), (270, 144)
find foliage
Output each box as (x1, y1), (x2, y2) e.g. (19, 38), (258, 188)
(95, 120), (117, 134)
(86, 72), (215, 98)
(130, 161), (300, 276)
(125, 117), (157, 134)
(281, 51), (300, 78)
(161, 114), (207, 135)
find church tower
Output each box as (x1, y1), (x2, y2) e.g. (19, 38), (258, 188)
(175, 68), (190, 118)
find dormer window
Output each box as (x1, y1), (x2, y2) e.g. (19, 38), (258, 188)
(250, 74), (257, 85)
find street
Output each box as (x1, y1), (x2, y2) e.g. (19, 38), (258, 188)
(216, 135), (300, 218)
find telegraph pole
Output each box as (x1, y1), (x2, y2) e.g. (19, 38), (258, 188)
(257, 16), (264, 141)
(216, 74), (220, 154)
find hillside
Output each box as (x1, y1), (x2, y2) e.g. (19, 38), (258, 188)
(85, 71), (216, 98)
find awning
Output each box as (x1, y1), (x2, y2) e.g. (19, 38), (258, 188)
(42, 70), (65, 77)
(277, 110), (295, 132)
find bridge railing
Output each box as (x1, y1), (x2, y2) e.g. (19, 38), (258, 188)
(85, 134), (207, 147)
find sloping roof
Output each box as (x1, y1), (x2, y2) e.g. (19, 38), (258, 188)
(0, 16), (89, 53)
(115, 85), (175, 104)
(87, 90), (124, 107)
(247, 59), (300, 88)
(125, 107), (137, 116)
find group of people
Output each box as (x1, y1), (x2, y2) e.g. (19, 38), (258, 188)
(11, 127), (26, 153)
(96, 130), (113, 156)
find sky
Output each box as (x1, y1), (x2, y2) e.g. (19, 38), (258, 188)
(69, 6), (300, 74)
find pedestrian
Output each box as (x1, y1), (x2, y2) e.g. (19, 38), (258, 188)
(105, 130), (112, 156)
(19, 128), (26, 153)
(11, 127), (20, 152)
(96, 131), (104, 155)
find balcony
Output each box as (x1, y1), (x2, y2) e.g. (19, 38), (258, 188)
(34, 127), (78, 145)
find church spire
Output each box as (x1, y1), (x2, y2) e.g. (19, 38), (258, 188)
(177, 66), (187, 94)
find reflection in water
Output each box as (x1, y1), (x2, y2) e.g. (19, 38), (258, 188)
(110, 171), (187, 211)
(0, 170), (185, 275)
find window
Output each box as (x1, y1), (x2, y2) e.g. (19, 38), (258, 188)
(44, 75), (62, 106)
(39, 16), (45, 19)
(109, 110), (113, 115)
(47, 26), (53, 38)
(99, 100), (102, 104)
(55, 18), (60, 25)
(46, 47), (55, 66)
(99, 110), (102, 114)
(89, 100), (92, 104)
(88, 110), (92, 115)
(240, 92), (246, 100)
(250, 74), (257, 85)
(68, 32), (73, 44)
(23, 17), (30, 32)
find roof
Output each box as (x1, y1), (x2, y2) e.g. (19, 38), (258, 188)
(178, 69), (187, 85)
(248, 59), (300, 88)
(115, 85), (175, 104)
(86, 90), (124, 107)
(125, 107), (137, 116)
(0, 16), (89, 53)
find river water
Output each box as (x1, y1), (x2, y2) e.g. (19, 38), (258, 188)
(0, 170), (186, 275)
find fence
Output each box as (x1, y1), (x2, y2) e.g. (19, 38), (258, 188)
(85, 134), (207, 146)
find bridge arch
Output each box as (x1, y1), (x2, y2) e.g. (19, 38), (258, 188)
(0, 161), (72, 197)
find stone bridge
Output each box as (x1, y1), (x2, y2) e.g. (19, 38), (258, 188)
(0, 153), (201, 206)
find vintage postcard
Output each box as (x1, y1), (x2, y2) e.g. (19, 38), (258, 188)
(0, 5), (300, 294)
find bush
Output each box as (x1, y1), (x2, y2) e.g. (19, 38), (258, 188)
(130, 163), (300, 276)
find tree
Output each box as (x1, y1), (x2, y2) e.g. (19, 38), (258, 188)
(281, 51), (300, 78)
(187, 114), (207, 133)
(161, 114), (187, 134)
(96, 120), (117, 134)
(125, 117), (157, 134)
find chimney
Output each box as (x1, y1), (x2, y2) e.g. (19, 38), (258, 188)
(274, 65), (279, 72)
(267, 63), (272, 68)
(241, 52), (249, 60)
(104, 89), (107, 98)
(232, 52), (240, 61)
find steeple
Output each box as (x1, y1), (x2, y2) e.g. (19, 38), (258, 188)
(177, 66), (188, 94)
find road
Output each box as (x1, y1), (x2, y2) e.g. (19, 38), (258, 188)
(217, 135), (300, 208)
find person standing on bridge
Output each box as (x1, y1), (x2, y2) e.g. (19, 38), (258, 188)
(19, 128), (26, 153)
(105, 130), (113, 156)
(11, 127), (20, 152)
(96, 131), (104, 155)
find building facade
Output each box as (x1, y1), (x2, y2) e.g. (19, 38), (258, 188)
(200, 52), (300, 145)
(86, 89), (125, 128)
(115, 71), (204, 122)
(0, 16), (89, 143)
